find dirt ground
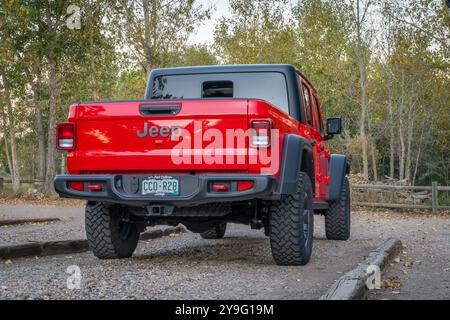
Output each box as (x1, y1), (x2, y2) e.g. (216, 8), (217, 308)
(362, 210), (450, 300)
(0, 201), (448, 300)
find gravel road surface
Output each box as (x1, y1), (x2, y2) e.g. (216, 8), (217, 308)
(0, 204), (84, 244)
(0, 203), (448, 300)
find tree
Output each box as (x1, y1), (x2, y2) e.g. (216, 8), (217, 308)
(0, 0), (121, 193)
(346, 0), (375, 181)
(215, 0), (296, 64)
(292, 0), (356, 124)
(377, 0), (449, 184)
(1, 0), (448, 193)
(0, 2), (28, 193)
(112, 0), (212, 72)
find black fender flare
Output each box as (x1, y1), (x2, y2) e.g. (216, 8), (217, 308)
(276, 134), (314, 195)
(327, 154), (349, 201)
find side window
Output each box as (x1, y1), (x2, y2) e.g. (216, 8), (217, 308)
(302, 83), (314, 127)
(313, 95), (324, 134)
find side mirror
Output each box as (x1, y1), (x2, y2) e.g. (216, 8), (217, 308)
(325, 117), (342, 140)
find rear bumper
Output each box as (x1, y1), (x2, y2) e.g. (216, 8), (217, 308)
(54, 174), (278, 207)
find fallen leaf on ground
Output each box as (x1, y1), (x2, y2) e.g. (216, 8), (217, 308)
(382, 276), (401, 289)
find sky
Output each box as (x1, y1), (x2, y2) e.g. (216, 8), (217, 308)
(188, 0), (231, 45)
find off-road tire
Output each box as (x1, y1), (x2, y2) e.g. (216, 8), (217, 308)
(270, 172), (314, 266)
(200, 223), (227, 239)
(85, 202), (140, 259)
(325, 177), (351, 240)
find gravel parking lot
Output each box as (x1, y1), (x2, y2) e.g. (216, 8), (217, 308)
(0, 202), (449, 300)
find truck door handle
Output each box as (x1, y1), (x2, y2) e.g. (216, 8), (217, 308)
(139, 104), (181, 116)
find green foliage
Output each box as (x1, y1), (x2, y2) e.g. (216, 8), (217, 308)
(110, 0), (212, 72)
(0, 0), (448, 189)
(213, 0), (449, 184)
(214, 0), (297, 64)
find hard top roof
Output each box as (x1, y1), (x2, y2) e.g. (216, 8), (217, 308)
(150, 64), (297, 76)
(149, 64), (316, 92)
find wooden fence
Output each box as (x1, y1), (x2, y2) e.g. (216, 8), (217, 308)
(352, 182), (450, 212)
(0, 178), (34, 192)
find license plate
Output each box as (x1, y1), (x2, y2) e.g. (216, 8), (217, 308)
(142, 176), (179, 196)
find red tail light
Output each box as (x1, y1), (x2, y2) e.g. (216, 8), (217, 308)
(68, 181), (84, 191)
(57, 123), (76, 150)
(251, 120), (272, 147)
(237, 181), (254, 192)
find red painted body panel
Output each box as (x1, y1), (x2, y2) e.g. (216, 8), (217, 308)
(64, 94), (329, 199)
(68, 100), (251, 173)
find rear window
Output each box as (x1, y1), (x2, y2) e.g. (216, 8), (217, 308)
(151, 72), (289, 114)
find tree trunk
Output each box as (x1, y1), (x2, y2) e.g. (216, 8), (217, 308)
(398, 123), (405, 180)
(385, 17), (395, 180)
(387, 72), (395, 179)
(141, 0), (158, 72)
(359, 66), (369, 181)
(9, 134), (20, 193)
(405, 101), (414, 184)
(60, 152), (66, 174)
(32, 74), (46, 188)
(412, 126), (424, 186)
(398, 73), (405, 181)
(43, 60), (60, 194)
(0, 100), (12, 177)
(367, 109), (378, 181)
(370, 140), (378, 181)
(355, 0), (369, 181)
(3, 138), (12, 179)
(1, 73), (21, 193)
(143, 0), (152, 72)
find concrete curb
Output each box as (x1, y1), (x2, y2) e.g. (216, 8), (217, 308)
(0, 226), (186, 260)
(320, 238), (402, 300)
(0, 218), (60, 227)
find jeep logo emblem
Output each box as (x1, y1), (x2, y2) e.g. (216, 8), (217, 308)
(136, 123), (182, 141)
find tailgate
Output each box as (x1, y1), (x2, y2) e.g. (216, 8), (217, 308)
(73, 100), (249, 172)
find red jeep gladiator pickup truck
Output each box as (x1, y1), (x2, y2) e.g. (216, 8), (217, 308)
(54, 64), (350, 266)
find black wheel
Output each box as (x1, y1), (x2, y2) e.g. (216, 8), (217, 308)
(200, 223), (227, 239)
(325, 177), (351, 240)
(85, 202), (140, 259)
(270, 172), (314, 266)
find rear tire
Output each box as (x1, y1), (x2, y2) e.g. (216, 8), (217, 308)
(325, 177), (351, 240)
(270, 172), (314, 266)
(85, 202), (140, 259)
(200, 223), (227, 239)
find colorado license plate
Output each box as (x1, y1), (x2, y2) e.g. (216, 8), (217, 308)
(142, 176), (179, 196)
